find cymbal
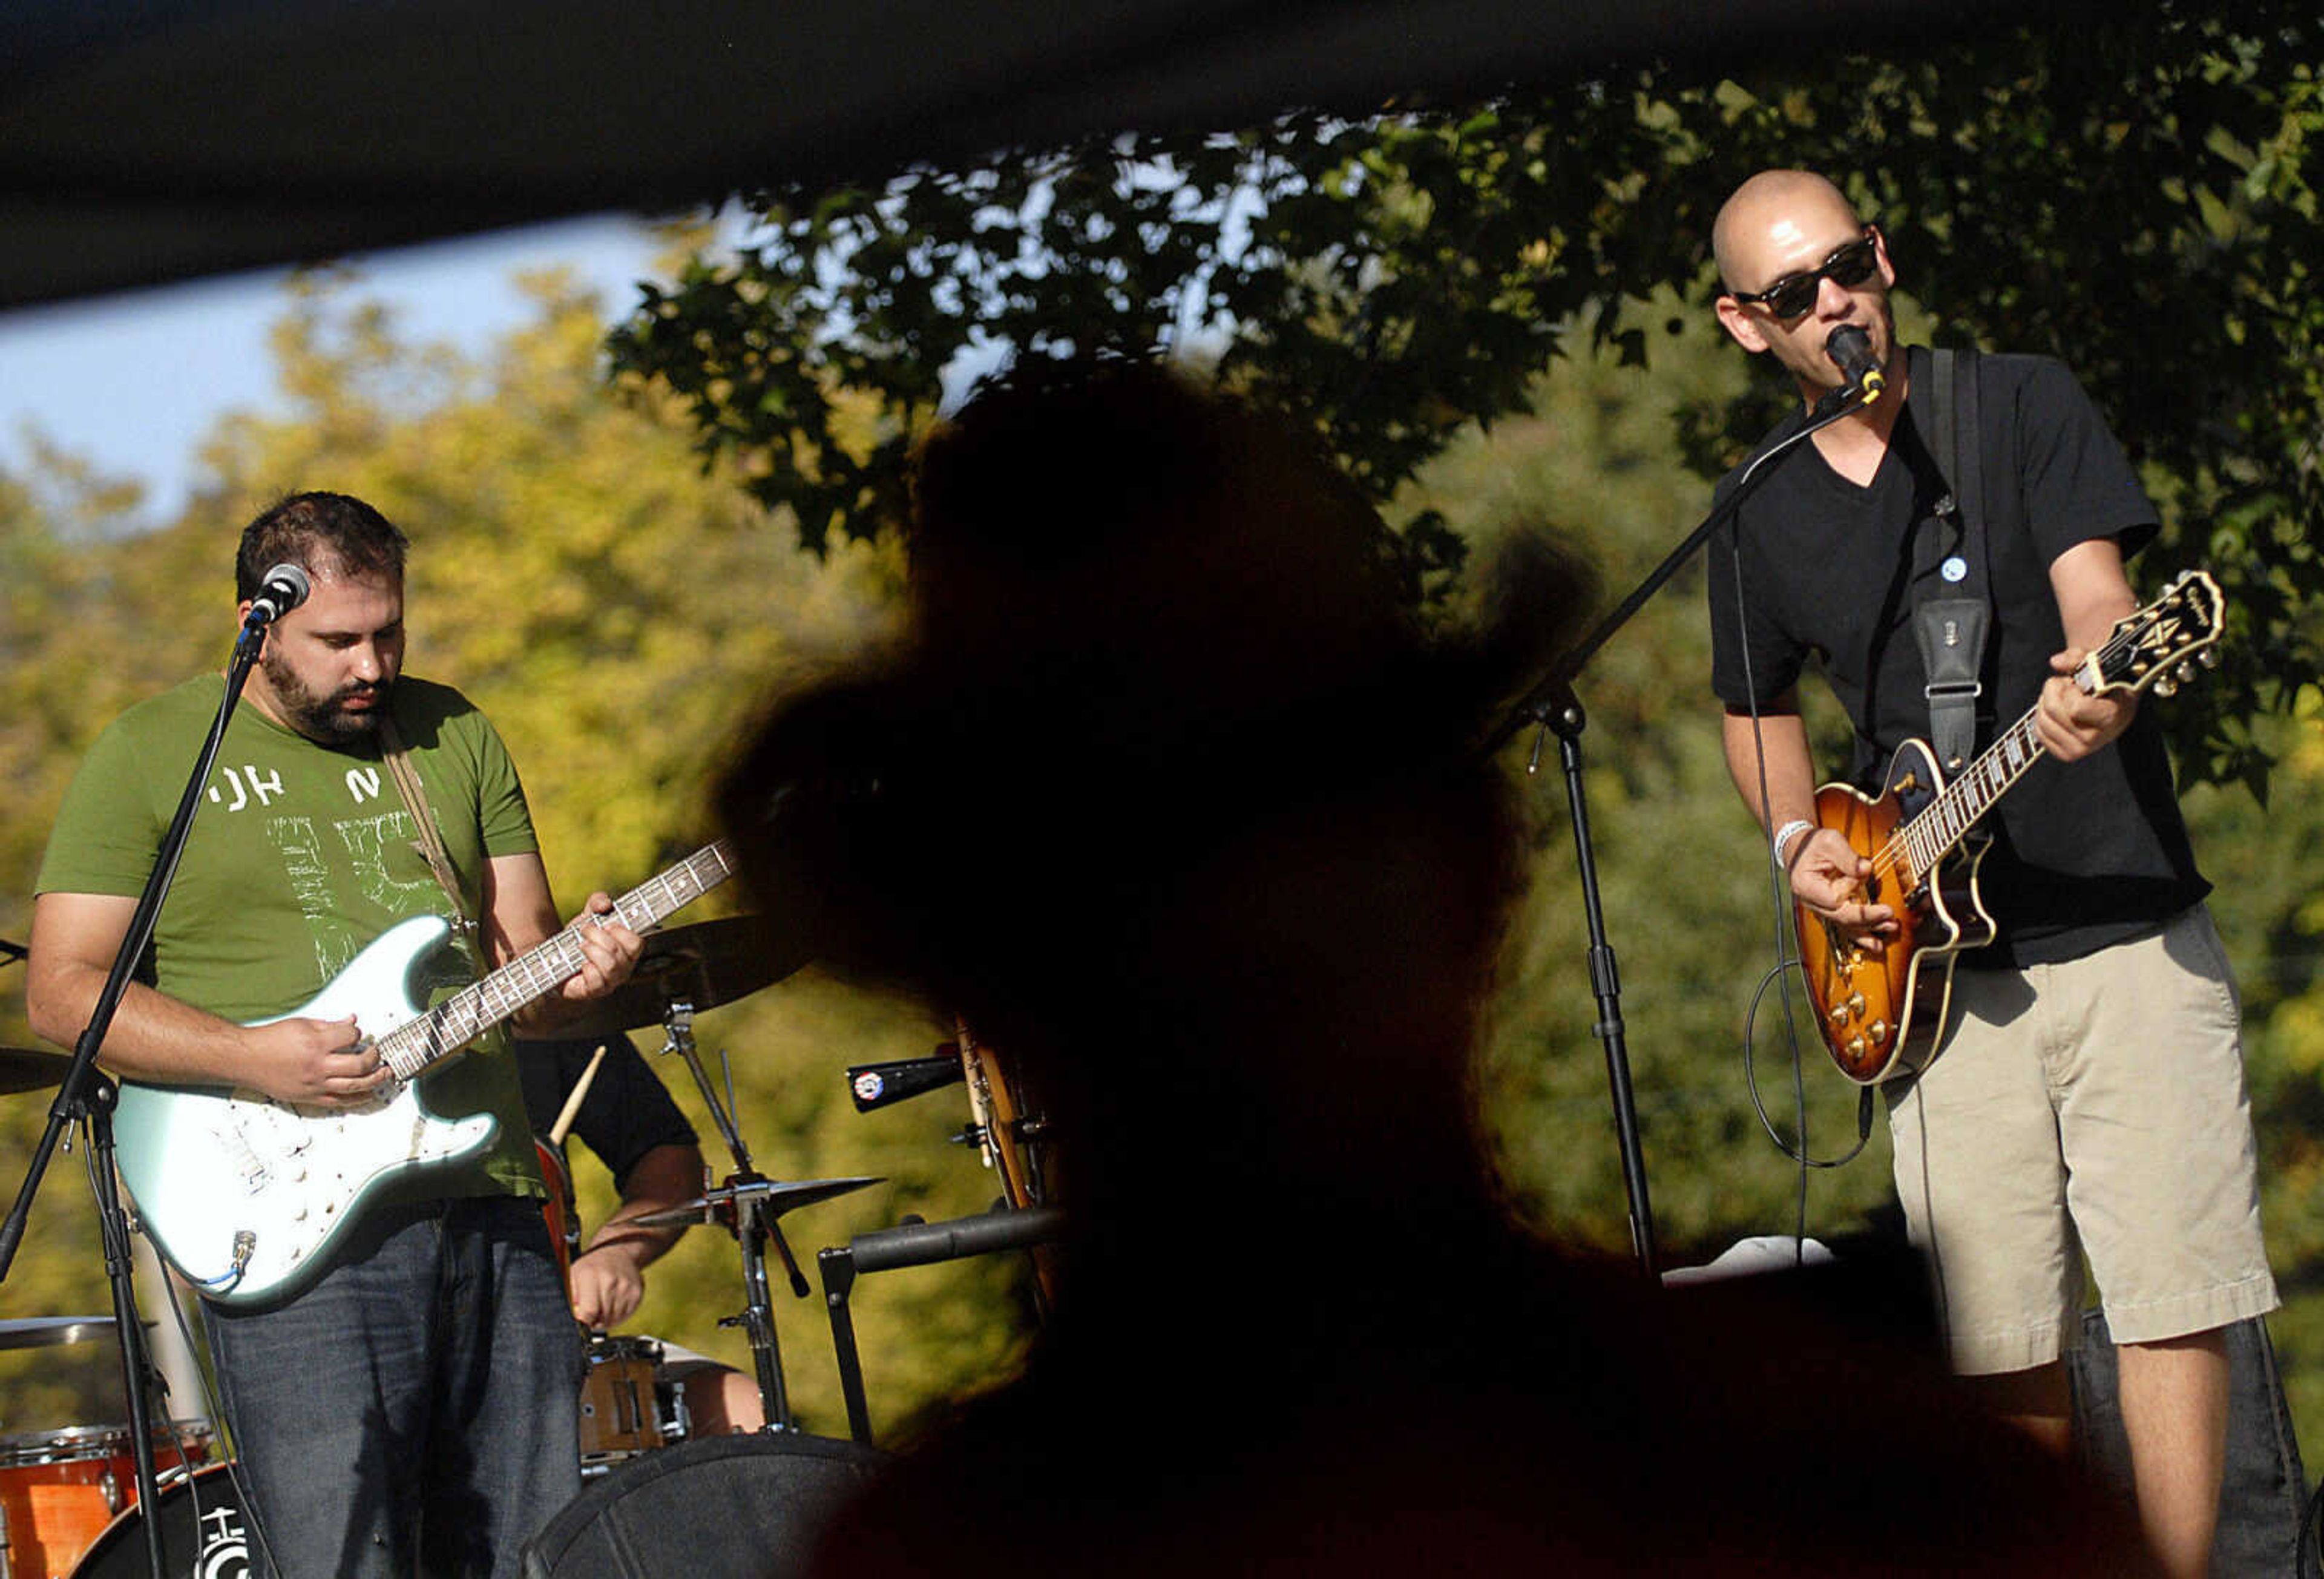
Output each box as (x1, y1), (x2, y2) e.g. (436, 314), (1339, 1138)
(0, 1316), (119, 1350)
(631, 1174), (884, 1229)
(565, 915), (812, 1037)
(0, 1048), (74, 1095)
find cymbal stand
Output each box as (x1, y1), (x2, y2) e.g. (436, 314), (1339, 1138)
(653, 999), (805, 1431)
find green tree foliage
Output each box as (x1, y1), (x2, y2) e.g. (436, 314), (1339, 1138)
(0, 273), (1031, 1441)
(608, 0), (2321, 791)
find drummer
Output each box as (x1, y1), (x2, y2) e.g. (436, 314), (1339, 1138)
(516, 1032), (763, 1435)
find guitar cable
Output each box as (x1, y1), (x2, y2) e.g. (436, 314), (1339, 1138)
(1718, 507), (1876, 1233)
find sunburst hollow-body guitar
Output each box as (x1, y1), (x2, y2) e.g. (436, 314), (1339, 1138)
(1799, 571), (2222, 1083)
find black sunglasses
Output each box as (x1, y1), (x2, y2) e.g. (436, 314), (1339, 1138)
(1726, 230), (1880, 321)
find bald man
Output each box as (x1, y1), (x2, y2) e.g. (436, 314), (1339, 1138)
(1704, 169), (2274, 1577)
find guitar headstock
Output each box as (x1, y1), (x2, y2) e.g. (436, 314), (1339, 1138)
(2089, 568), (2224, 698)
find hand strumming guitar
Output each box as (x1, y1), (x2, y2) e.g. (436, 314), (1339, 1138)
(1785, 826), (1897, 947)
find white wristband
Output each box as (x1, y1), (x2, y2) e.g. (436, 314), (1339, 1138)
(1771, 818), (1816, 872)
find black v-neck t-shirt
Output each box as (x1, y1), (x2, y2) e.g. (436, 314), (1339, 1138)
(1707, 350), (2208, 966)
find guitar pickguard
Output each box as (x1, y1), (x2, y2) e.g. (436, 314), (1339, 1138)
(114, 918), (497, 1304)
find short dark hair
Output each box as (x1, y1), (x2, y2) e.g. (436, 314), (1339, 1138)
(235, 491), (408, 601)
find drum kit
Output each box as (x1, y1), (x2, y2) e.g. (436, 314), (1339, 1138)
(0, 1315), (238, 1579)
(519, 917), (1063, 1575)
(0, 916), (1060, 1578)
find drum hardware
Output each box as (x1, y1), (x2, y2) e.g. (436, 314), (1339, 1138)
(577, 1336), (689, 1476)
(628, 1176), (884, 1230)
(0, 1423), (214, 1579)
(815, 1207), (1067, 1448)
(0, 1051), (73, 1098)
(0, 1319), (118, 1354)
(642, 997), (882, 1437)
(559, 916), (810, 1042)
(847, 1017), (1060, 1316)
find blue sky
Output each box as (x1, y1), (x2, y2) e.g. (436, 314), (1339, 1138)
(0, 212), (671, 527)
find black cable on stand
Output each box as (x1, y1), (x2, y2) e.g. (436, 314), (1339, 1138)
(0, 563), (309, 1579)
(1486, 375), (1878, 1280)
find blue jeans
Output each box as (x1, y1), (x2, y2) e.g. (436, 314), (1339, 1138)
(206, 1194), (584, 1578)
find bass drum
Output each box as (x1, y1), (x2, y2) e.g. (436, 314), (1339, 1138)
(69, 1462), (249, 1579)
(520, 1433), (885, 1579)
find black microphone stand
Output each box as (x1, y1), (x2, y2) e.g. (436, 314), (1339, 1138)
(0, 602), (286, 1579)
(1488, 382), (1874, 1279)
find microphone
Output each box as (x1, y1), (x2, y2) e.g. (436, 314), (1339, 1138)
(244, 563), (312, 627)
(1824, 324), (1886, 407)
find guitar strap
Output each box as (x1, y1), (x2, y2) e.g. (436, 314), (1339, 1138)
(376, 713), (479, 939)
(1906, 345), (1990, 778)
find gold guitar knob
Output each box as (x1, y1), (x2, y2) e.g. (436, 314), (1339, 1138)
(1868, 1020), (1889, 1046)
(1845, 1036), (1868, 1059)
(1829, 1002), (1852, 1026)
(1846, 993), (1866, 1016)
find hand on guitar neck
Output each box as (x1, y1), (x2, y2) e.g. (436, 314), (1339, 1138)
(2035, 642), (2138, 763)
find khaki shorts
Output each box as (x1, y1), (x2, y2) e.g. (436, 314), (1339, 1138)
(1883, 905), (2277, 1376)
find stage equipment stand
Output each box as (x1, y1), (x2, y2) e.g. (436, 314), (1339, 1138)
(647, 1002), (880, 1431)
(818, 1207), (1065, 1447)
(1488, 381), (1876, 1279)
(0, 581), (306, 1579)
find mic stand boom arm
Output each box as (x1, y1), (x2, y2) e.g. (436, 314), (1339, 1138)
(1487, 390), (1868, 1279)
(0, 608), (283, 1579)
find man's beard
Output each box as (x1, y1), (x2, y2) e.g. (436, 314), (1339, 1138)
(260, 650), (391, 746)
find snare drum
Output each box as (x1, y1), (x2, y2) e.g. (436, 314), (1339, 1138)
(0, 1424), (211, 1579)
(577, 1336), (684, 1470)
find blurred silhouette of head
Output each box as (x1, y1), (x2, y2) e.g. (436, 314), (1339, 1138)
(721, 356), (1578, 1270)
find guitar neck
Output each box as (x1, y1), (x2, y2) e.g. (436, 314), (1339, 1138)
(1896, 709), (2047, 878)
(376, 839), (737, 1080)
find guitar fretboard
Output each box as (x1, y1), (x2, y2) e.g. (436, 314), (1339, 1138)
(377, 839), (737, 1081)
(1894, 712), (2047, 887)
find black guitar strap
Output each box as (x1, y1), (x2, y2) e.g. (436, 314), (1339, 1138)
(1907, 345), (1990, 778)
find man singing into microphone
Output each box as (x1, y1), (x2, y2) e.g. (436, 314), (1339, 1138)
(1703, 169), (2272, 1575)
(26, 491), (644, 1577)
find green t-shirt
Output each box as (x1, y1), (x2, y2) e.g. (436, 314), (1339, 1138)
(37, 674), (547, 1200)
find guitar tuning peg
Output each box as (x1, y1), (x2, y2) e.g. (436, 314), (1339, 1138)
(2198, 646), (2221, 669)
(2153, 674), (2179, 698)
(2176, 661), (2199, 686)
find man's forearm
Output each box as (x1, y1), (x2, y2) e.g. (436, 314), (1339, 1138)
(27, 960), (251, 1084)
(1721, 707), (1820, 833)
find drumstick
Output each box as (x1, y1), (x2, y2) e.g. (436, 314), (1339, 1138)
(547, 1044), (609, 1147)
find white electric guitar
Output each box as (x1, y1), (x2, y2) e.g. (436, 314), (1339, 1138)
(114, 841), (736, 1305)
